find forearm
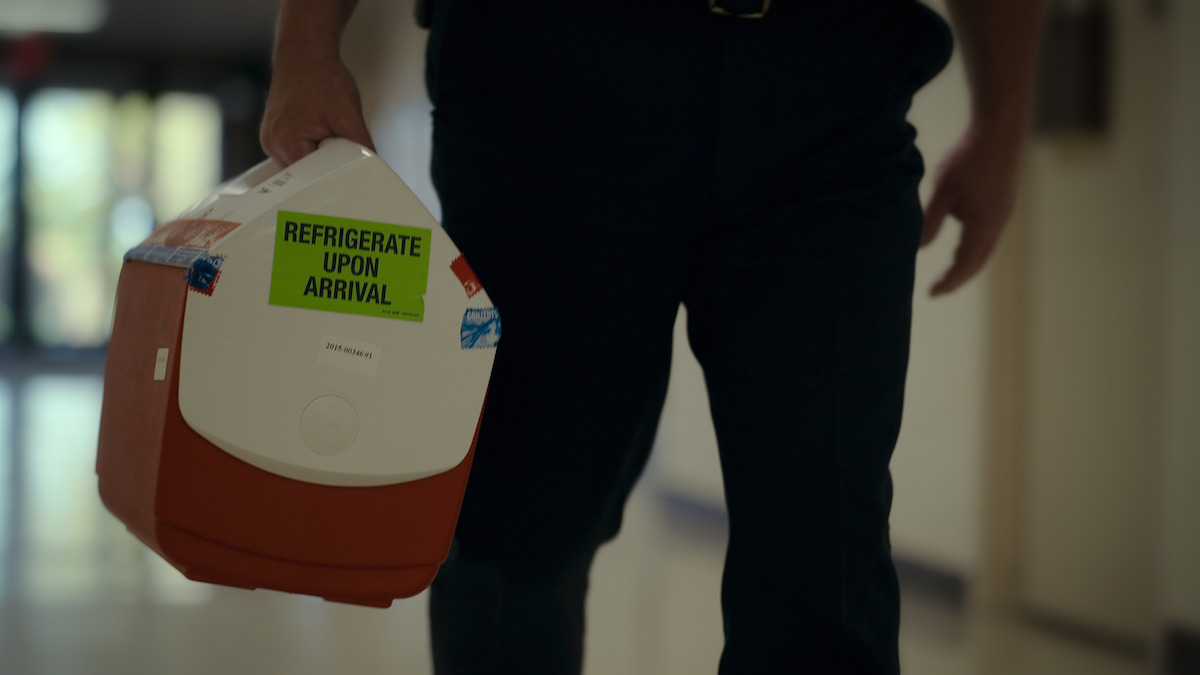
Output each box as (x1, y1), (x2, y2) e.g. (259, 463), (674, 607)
(945, 0), (1047, 136)
(273, 0), (361, 67)
(261, 0), (374, 163)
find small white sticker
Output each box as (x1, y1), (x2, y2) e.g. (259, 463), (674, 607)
(316, 334), (382, 377)
(154, 348), (169, 381)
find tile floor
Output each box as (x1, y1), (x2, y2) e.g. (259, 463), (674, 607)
(0, 373), (1157, 674)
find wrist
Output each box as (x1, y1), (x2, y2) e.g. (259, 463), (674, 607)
(272, 0), (358, 68)
(968, 103), (1032, 143)
(274, 28), (344, 69)
(274, 47), (343, 73)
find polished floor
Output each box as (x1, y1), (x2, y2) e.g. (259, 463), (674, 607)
(0, 373), (1156, 675)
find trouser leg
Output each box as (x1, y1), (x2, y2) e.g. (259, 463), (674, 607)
(424, 3), (716, 667)
(684, 113), (927, 674)
(424, 154), (685, 673)
(429, 543), (593, 674)
(427, 297), (677, 674)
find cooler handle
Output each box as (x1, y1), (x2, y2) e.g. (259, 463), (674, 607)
(218, 157), (285, 197)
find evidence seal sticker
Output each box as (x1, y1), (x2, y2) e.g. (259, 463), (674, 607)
(186, 253), (224, 296)
(461, 307), (501, 349)
(450, 254), (482, 299)
(268, 211), (432, 322)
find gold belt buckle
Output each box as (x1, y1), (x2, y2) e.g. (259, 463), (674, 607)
(709, 0), (771, 18)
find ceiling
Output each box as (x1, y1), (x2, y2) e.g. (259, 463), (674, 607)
(24, 0), (281, 61)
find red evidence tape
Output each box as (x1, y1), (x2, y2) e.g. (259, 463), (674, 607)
(450, 255), (482, 299)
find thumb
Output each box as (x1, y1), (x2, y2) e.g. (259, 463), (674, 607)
(269, 135), (320, 168)
(335, 108), (377, 153)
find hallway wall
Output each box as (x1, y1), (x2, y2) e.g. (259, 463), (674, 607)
(1162, 0), (1200, 637)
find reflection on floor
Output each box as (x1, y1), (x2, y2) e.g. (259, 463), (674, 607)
(0, 374), (1155, 674)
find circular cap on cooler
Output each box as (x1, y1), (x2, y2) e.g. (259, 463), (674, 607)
(299, 394), (360, 456)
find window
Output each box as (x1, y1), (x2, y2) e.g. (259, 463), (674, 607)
(0, 90), (16, 342)
(0, 50), (267, 605)
(20, 88), (223, 349)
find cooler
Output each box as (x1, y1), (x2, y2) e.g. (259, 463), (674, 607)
(96, 139), (498, 607)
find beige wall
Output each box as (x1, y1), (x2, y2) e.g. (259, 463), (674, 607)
(1162, 0), (1200, 634)
(981, 0), (1200, 643)
(1016, 0), (1167, 640)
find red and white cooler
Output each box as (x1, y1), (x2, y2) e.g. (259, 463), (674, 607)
(97, 139), (497, 607)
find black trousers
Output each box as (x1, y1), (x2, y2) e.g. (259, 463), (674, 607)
(424, 2), (952, 673)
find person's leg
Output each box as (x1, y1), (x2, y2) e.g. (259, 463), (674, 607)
(428, 296), (675, 674)
(425, 160), (690, 672)
(423, 2), (720, 669)
(684, 100), (928, 675)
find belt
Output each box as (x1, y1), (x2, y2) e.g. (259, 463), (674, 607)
(709, 0), (771, 18)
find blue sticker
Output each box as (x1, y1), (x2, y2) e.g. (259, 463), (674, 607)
(461, 307), (501, 350)
(186, 253), (225, 295)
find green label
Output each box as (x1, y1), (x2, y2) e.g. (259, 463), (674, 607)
(268, 211), (431, 322)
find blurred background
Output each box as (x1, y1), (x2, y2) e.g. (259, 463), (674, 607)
(0, 0), (1196, 673)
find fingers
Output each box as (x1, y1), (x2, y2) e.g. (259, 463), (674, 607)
(342, 107), (377, 153)
(921, 162), (1008, 296)
(929, 215), (1004, 297)
(920, 124), (1021, 296)
(259, 97), (324, 166)
(259, 60), (375, 166)
(261, 113), (372, 167)
(261, 126), (319, 167)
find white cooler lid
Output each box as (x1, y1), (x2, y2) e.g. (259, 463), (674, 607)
(161, 140), (497, 487)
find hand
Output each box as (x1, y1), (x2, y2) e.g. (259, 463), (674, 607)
(260, 57), (376, 166)
(921, 121), (1023, 297)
